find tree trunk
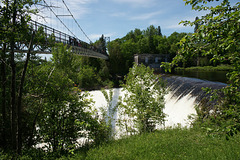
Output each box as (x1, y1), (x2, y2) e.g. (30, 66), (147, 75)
(10, 42), (17, 152)
(17, 31), (35, 154)
(10, 0), (18, 153)
(1, 44), (7, 148)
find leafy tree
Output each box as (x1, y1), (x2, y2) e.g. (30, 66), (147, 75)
(162, 0), (240, 138)
(137, 37), (149, 54)
(120, 39), (138, 69)
(143, 25), (159, 37)
(0, 0), (112, 157)
(167, 32), (188, 59)
(133, 28), (143, 42)
(92, 34), (107, 54)
(124, 30), (136, 41)
(155, 35), (170, 55)
(72, 56), (110, 89)
(0, 0), (44, 154)
(107, 25), (188, 79)
(24, 44), (110, 155)
(119, 64), (166, 134)
(108, 40), (125, 76)
(77, 65), (100, 89)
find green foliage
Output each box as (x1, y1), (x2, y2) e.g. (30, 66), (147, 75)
(0, 0), (49, 154)
(84, 128), (240, 160)
(162, 0), (240, 137)
(0, 0), (111, 157)
(108, 26), (187, 76)
(175, 64), (233, 71)
(77, 65), (99, 88)
(36, 70), (89, 152)
(50, 44), (111, 89)
(21, 44), (111, 157)
(52, 43), (73, 70)
(168, 32), (188, 59)
(118, 64), (166, 134)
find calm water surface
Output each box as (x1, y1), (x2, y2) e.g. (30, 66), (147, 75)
(170, 70), (228, 83)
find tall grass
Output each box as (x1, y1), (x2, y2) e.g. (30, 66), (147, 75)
(81, 128), (240, 160)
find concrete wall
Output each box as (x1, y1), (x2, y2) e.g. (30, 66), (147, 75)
(134, 54), (170, 69)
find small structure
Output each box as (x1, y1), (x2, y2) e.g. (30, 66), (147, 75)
(134, 54), (170, 70)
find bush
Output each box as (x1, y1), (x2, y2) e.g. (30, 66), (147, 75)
(118, 64), (166, 134)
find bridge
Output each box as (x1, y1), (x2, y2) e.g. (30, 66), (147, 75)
(17, 20), (109, 60)
(0, 0), (109, 60)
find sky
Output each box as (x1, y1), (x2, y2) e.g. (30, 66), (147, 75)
(32, 0), (238, 43)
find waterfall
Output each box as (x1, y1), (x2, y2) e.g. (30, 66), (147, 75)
(36, 76), (227, 148)
(88, 76), (226, 137)
(162, 75), (226, 128)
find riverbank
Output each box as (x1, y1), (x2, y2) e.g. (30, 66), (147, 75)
(175, 64), (233, 72)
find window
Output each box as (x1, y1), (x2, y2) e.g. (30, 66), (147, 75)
(145, 57), (148, 64)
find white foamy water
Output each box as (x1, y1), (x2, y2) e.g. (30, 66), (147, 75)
(163, 91), (197, 127)
(35, 87), (197, 148)
(88, 88), (197, 138)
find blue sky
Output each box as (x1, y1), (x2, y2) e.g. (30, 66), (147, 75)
(33, 0), (238, 43)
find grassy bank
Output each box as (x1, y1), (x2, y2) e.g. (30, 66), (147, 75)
(75, 128), (240, 160)
(175, 65), (233, 72)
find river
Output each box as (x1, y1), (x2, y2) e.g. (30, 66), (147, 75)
(36, 73), (226, 148)
(88, 88), (197, 138)
(88, 74), (226, 138)
(172, 70), (228, 83)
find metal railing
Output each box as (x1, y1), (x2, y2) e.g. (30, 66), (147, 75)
(28, 20), (108, 59)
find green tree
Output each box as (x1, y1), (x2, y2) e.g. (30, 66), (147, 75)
(92, 34), (107, 54)
(120, 39), (138, 70)
(24, 44), (110, 154)
(36, 69), (94, 153)
(155, 35), (170, 55)
(137, 37), (149, 54)
(146, 25), (158, 54)
(108, 40), (125, 76)
(157, 26), (162, 36)
(0, 0), (43, 154)
(167, 32), (188, 59)
(162, 0), (240, 137)
(133, 28), (143, 42)
(119, 64), (166, 134)
(143, 25), (159, 37)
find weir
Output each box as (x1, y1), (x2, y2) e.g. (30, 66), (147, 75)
(89, 76), (227, 138)
(162, 75), (227, 127)
(162, 75), (227, 104)
(36, 76), (228, 148)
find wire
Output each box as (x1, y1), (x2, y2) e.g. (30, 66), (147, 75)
(42, 0), (77, 38)
(62, 0), (92, 43)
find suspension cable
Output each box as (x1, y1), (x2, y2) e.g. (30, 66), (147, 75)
(62, 0), (92, 43)
(42, 0), (77, 38)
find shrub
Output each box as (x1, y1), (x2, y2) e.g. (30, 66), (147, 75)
(118, 64), (166, 134)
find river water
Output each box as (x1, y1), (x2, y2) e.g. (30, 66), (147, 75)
(88, 73), (227, 138)
(173, 70), (228, 83)
(89, 88), (197, 138)
(36, 74), (226, 148)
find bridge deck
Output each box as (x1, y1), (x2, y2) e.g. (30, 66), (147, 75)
(8, 20), (109, 60)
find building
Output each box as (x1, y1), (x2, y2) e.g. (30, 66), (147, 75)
(134, 54), (170, 70)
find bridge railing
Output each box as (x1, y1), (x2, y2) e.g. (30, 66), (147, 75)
(28, 20), (108, 57)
